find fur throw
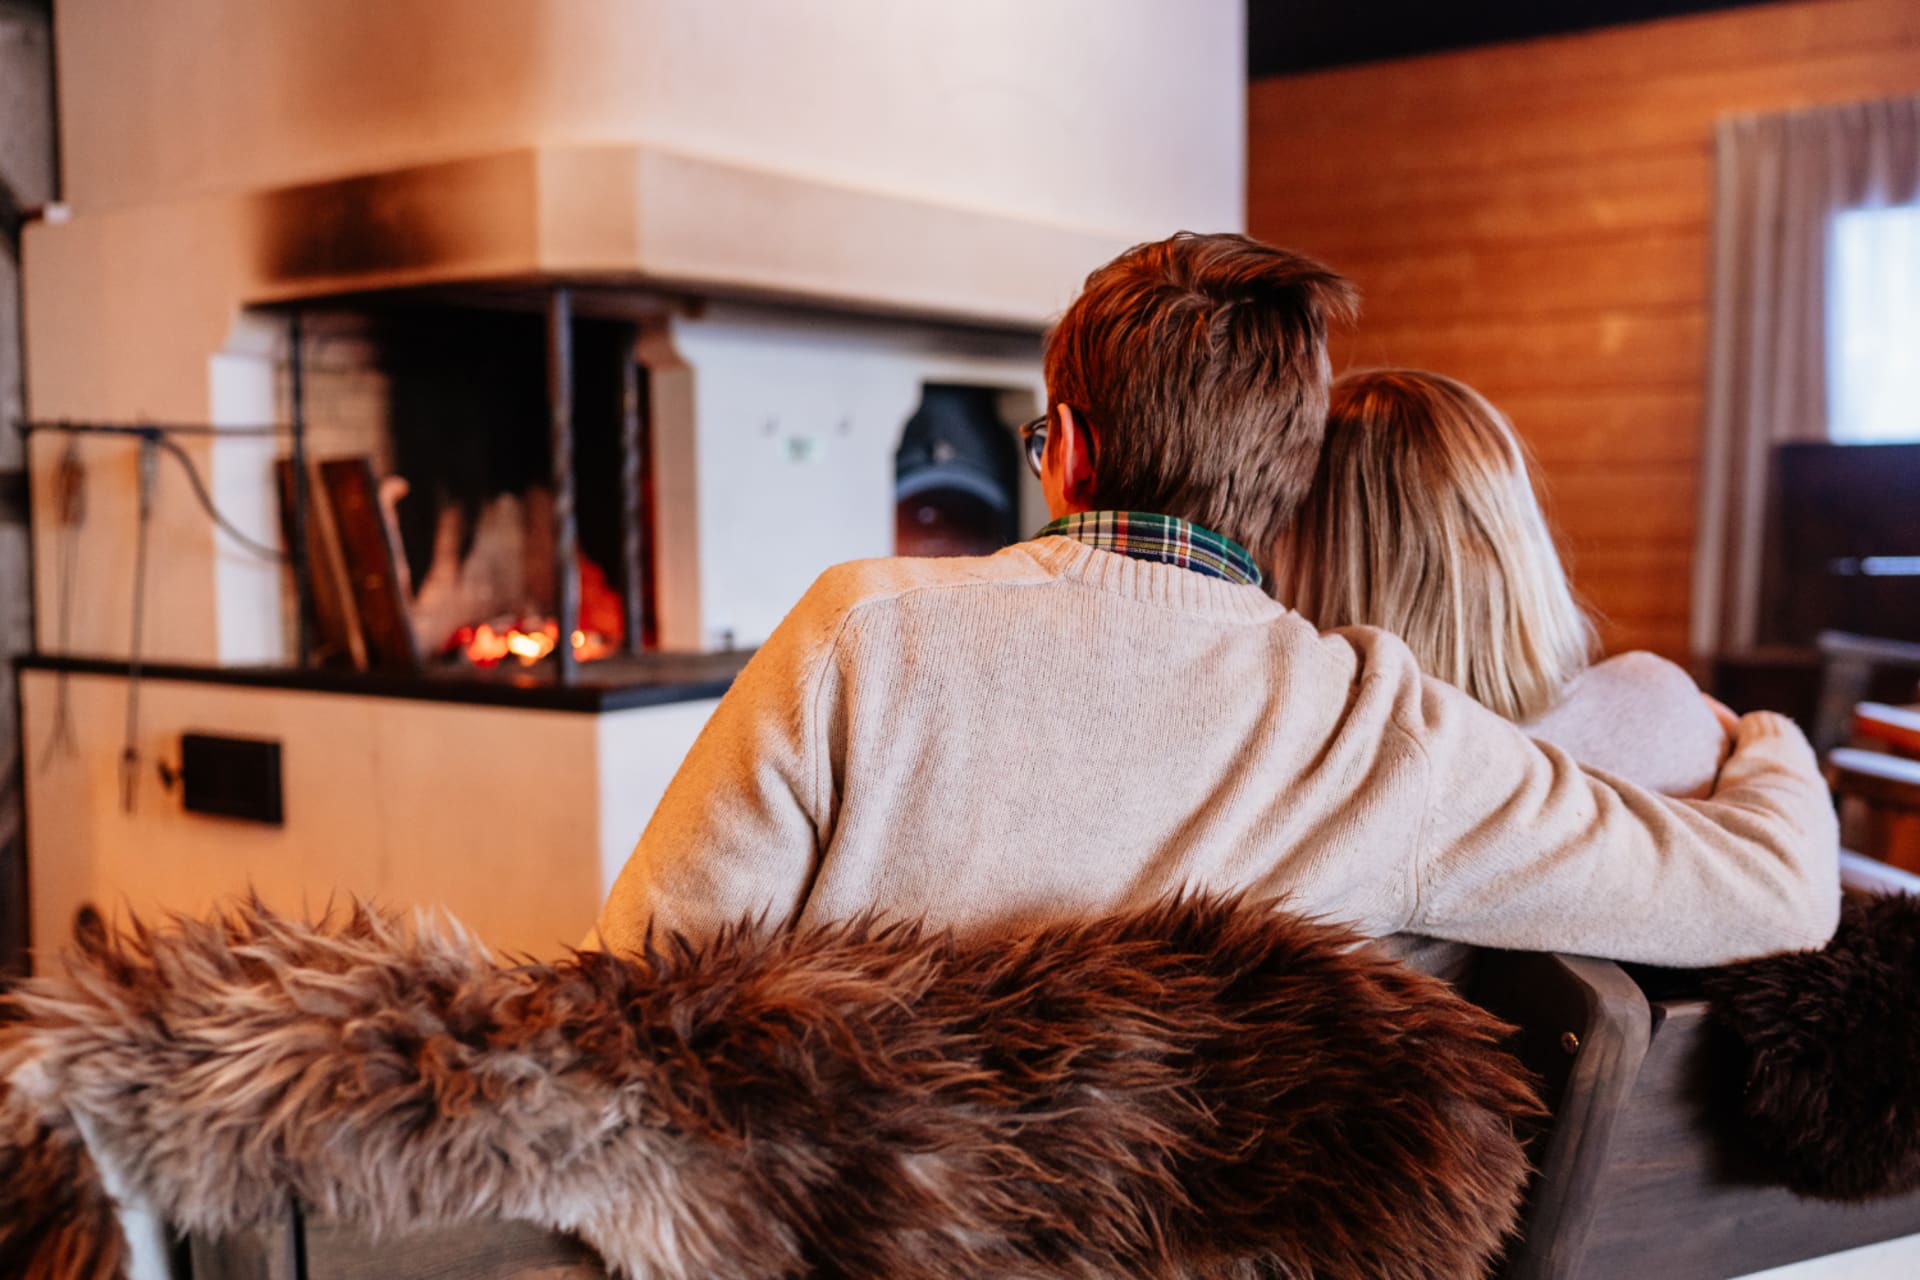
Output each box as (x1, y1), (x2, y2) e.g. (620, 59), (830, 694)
(0, 895), (1538, 1280)
(1706, 891), (1920, 1201)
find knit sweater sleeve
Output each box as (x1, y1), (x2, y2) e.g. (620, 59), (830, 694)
(589, 582), (846, 953)
(1399, 664), (1839, 966)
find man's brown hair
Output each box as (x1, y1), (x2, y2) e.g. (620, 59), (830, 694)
(1043, 232), (1358, 570)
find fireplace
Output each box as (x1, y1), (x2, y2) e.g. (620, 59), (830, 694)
(271, 295), (1046, 682)
(286, 304), (652, 675)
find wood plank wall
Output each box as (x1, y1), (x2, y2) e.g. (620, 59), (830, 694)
(1249, 0), (1920, 658)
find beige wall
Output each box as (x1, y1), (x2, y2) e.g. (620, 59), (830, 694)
(1249, 0), (1920, 659)
(58, 0), (1246, 241)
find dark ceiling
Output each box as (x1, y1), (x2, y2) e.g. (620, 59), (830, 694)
(1249, 0), (1791, 77)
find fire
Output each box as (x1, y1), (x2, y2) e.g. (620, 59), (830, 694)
(442, 551), (625, 668)
(454, 618), (612, 668)
(506, 629), (552, 662)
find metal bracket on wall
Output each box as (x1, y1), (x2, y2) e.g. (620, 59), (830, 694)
(119, 436), (158, 814)
(0, 468), (25, 524)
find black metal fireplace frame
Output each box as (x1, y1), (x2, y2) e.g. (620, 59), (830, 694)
(21, 283), (654, 690)
(280, 285), (653, 687)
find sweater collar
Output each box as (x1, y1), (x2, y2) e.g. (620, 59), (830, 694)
(1034, 512), (1263, 588)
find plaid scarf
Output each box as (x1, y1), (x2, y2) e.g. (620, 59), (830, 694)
(1036, 512), (1262, 588)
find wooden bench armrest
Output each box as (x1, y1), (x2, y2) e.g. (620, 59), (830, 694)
(1473, 951), (1651, 1280)
(1856, 703), (1920, 756)
(1830, 747), (1920, 809)
(1840, 848), (1920, 897)
(1818, 631), (1920, 670)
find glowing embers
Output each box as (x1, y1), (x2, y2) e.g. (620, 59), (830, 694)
(425, 499), (628, 669)
(454, 618), (614, 668)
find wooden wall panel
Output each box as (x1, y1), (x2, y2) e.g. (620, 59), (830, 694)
(1257, 52), (1920, 179)
(1340, 310), (1706, 393)
(1322, 231), (1708, 320)
(1249, 153), (1711, 253)
(1250, 0), (1920, 658)
(1496, 391), (1704, 468)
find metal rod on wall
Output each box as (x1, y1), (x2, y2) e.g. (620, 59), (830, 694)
(287, 310), (313, 668)
(548, 288), (580, 686)
(618, 337), (645, 655)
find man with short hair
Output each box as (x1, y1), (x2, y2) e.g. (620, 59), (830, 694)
(593, 232), (1837, 967)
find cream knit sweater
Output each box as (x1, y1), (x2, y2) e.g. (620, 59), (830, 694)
(595, 538), (1839, 966)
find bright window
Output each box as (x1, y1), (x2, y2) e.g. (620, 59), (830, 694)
(1827, 204), (1920, 443)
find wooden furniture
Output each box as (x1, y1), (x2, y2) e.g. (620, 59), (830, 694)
(1760, 445), (1920, 652)
(1813, 631), (1920, 754)
(1711, 632), (1920, 754)
(1814, 633), (1920, 868)
(1473, 953), (1649, 1279)
(186, 1209), (605, 1280)
(1837, 846), (1920, 899)
(1481, 854), (1920, 1279)
(1856, 701), (1920, 758)
(1832, 746), (1920, 872)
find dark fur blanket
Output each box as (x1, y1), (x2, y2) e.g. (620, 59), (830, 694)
(0, 895), (1538, 1279)
(1707, 891), (1920, 1201)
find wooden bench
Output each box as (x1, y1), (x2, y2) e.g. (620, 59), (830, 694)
(182, 1211), (604, 1280)
(1833, 747), (1920, 870)
(1481, 853), (1920, 1279)
(177, 856), (1920, 1280)
(1856, 702), (1920, 758)
(1813, 632), (1920, 754)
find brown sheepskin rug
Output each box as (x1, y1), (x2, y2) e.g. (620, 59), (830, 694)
(0, 894), (1539, 1280)
(1706, 891), (1920, 1201)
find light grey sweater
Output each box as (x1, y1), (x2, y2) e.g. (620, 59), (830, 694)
(1526, 652), (1726, 799)
(594, 538), (1839, 966)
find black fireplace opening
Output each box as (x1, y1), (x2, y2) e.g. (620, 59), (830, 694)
(894, 383), (1027, 559)
(375, 307), (653, 662)
(285, 303), (656, 674)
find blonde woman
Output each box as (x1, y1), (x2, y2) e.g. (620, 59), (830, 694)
(1275, 369), (1725, 798)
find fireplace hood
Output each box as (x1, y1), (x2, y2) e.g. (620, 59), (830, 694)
(246, 144), (1126, 331)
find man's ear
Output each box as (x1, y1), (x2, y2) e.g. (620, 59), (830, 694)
(1055, 404), (1100, 508)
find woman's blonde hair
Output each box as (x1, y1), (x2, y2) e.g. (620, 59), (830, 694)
(1273, 369), (1597, 722)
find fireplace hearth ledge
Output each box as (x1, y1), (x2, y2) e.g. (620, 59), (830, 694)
(16, 652), (748, 715)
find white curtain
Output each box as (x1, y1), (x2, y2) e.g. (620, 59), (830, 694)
(1693, 95), (1920, 655)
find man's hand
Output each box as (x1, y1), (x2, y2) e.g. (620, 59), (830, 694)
(1705, 702), (1803, 772)
(1730, 708), (1803, 749)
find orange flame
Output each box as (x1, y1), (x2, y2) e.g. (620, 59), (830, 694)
(458, 619), (610, 668)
